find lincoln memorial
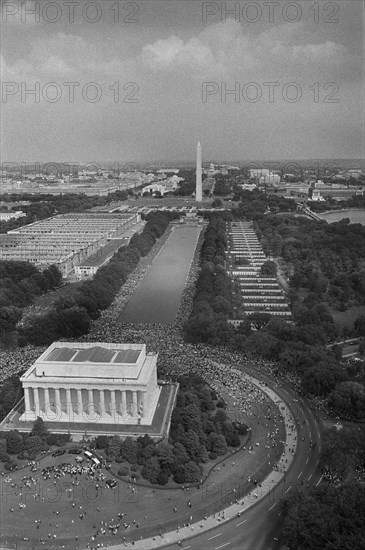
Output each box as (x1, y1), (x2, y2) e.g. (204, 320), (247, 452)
(19, 342), (161, 426)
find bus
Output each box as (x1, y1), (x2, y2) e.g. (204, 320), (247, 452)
(84, 450), (101, 467)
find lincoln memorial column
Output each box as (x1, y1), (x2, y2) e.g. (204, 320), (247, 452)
(24, 387), (31, 414)
(55, 388), (61, 415)
(110, 390), (116, 418)
(99, 390), (106, 417)
(44, 387), (50, 415)
(140, 392), (145, 417)
(132, 391), (138, 419)
(121, 391), (127, 419)
(66, 389), (72, 419)
(88, 389), (94, 416)
(77, 389), (83, 416)
(34, 387), (40, 417)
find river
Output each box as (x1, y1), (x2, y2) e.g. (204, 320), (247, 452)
(318, 209), (365, 225)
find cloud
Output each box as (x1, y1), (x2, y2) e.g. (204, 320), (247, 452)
(142, 35), (215, 71)
(141, 20), (360, 80)
(0, 55), (33, 80)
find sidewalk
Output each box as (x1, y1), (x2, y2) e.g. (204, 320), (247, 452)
(110, 372), (298, 549)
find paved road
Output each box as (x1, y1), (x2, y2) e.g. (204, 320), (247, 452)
(162, 368), (322, 550)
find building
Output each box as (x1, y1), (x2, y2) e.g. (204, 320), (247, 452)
(249, 169), (271, 178)
(74, 237), (129, 278)
(141, 176), (182, 197)
(266, 183), (310, 201)
(0, 212), (140, 276)
(227, 222), (292, 319)
(259, 173), (280, 185)
(0, 210), (26, 221)
(19, 342), (161, 427)
(157, 169), (179, 174)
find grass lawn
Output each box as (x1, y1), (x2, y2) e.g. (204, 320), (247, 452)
(329, 305), (365, 330)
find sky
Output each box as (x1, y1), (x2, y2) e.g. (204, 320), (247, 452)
(1, 0), (364, 164)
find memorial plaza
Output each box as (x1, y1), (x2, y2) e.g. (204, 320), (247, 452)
(1, 342), (177, 440)
(0, 211), (140, 276)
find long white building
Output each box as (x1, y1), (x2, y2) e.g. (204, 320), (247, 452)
(0, 212), (140, 276)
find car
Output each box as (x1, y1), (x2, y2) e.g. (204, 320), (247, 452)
(106, 479), (117, 489)
(52, 449), (66, 457)
(68, 448), (82, 454)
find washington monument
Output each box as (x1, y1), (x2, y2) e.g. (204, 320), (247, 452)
(196, 141), (202, 202)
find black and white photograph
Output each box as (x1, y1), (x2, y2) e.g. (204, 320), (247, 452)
(0, 1), (364, 549)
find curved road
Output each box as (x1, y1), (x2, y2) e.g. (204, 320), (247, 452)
(162, 367), (323, 550)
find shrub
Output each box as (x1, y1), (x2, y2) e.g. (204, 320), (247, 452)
(95, 435), (109, 449)
(157, 469), (169, 485)
(118, 467), (129, 476)
(4, 459), (17, 471)
(209, 452), (217, 460)
(0, 450), (10, 462)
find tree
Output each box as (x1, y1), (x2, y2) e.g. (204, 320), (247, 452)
(244, 331), (280, 360)
(181, 429), (200, 459)
(95, 435), (109, 449)
(197, 444), (209, 463)
(31, 417), (49, 440)
(247, 312), (272, 331)
(25, 435), (46, 453)
(120, 437), (138, 464)
(155, 442), (174, 469)
(302, 362), (347, 396)
(6, 430), (24, 454)
(173, 461), (202, 484)
(157, 468), (169, 485)
(260, 261), (277, 277)
(173, 442), (189, 464)
(280, 484), (365, 550)
(209, 433), (227, 455)
(55, 306), (91, 337)
(354, 314), (365, 337)
(328, 381), (365, 419)
(107, 435), (121, 459)
(141, 456), (160, 483)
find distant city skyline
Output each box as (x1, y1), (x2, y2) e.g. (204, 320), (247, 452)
(1, 1), (363, 162)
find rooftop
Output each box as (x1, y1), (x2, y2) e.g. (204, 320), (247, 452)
(45, 345), (141, 365)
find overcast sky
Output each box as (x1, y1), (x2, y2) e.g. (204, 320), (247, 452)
(1, 0), (363, 164)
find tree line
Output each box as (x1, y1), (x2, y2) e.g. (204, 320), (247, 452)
(0, 418), (70, 471)
(184, 215), (235, 344)
(0, 263), (62, 347)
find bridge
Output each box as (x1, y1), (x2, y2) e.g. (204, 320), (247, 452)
(296, 203), (322, 220)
